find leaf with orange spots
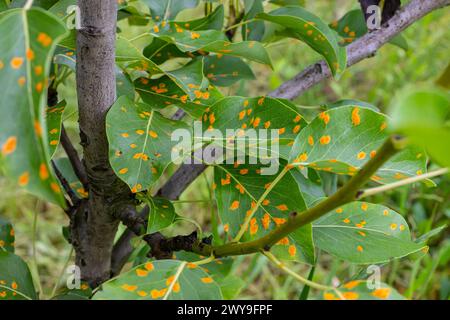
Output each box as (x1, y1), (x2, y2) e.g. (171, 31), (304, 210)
(45, 100), (66, 158)
(214, 162), (315, 264)
(289, 106), (428, 184)
(323, 281), (405, 300)
(144, 0), (199, 21)
(93, 259), (222, 300)
(0, 8), (67, 206)
(139, 196), (177, 234)
(174, 251), (234, 278)
(149, 21), (272, 67)
(0, 251), (37, 300)
(0, 218), (14, 253)
(313, 202), (425, 264)
(106, 96), (191, 193)
(135, 65), (223, 119)
(242, 0), (265, 41)
(203, 96), (308, 160)
(330, 9), (408, 50)
(257, 6), (347, 78)
(143, 5), (225, 64)
(203, 55), (255, 87)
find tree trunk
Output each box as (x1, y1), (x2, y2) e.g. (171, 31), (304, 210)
(75, 0), (132, 287)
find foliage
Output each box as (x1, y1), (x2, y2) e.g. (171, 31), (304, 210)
(0, 0), (448, 301)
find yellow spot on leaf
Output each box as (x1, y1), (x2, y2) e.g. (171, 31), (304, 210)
(201, 277), (213, 284)
(357, 245), (363, 252)
(357, 152), (366, 160)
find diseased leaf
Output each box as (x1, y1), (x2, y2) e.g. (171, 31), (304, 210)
(214, 162), (315, 263)
(46, 100), (66, 158)
(0, 251), (37, 300)
(174, 251), (233, 278)
(106, 96), (191, 193)
(216, 276), (245, 300)
(150, 22), (272, 67)
(143, 0), (199, 21)
(0, 8), (67, 206)
(257, 6), (346, 77)
(323, 281), (405, 300)
(144, 197), (177, 234)
(143, 5), (225, 64)
(204, 55), (255, 87)
(242, 0), (265, 41)
(135, 71), (223, 119)
(203, 96), (308, 159)
(389, 87), (450, 168)
(93, 259), (222, 300)
(288, 106), (428, 184)
(313, 202), (425, 264)
(330, 9), (408, 50)
(0, 217), (14, 253)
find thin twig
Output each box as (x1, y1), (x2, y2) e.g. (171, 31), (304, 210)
(52, 160), (80, 208)
(60, 125), (89, 188)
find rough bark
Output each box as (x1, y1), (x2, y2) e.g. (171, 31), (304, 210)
(74, 0), (132, 287)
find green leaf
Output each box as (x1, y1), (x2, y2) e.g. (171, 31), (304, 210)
(389, 87), (450, 168)
(52, 282), (92, 300)
(288, 106), (428, 184)
(330, 9), (408, 50)
(106, 96), (191, 193)
(177, 4), (224, 31)
(0, 251), (37, 300)
(0, 217), (14, 253)
(204, 55), (255, 87)
(216, 275), (245, 300)
(93, 259), (222, 300)
(53, 157), (88, 198)
(143, 197), (177, 234)
(46, 100), (66, 158)
(174, 251), (233, 278)
(48, 0), (75, 19)
(53, 51), (135, 100)
(313, 201), (425, 264)
(323, 281), (405, 300)
(257, 6), (346, 78)
(135, 71), (223, 119)
(117, 36), (210, 101)
(143, 0), (199, 21)
(143, 5), (225, 64)
(203, 96), (308, 159)
(214, 162), (315, 263)
(150, 22), (272, 67)
(242, 0), (265, 41)
(0, 8), (67, 206)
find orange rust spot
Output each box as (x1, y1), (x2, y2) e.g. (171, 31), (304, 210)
(136, 269), (148, 277)
(230, 200), (240, 211)
(288, 245), (296, 257)
(11, 57), (24, 69)
(351, 107), (361, 126)
(18, 172), (29, 186)
(372, 288), (391, 299)
(39, 164), (49, 180)
(319, 135), (331, 145)
(121, 284), (137, 292)
(201, 277), (213, 284)
(276, 204), (288, 211)
(37, 33), (52, 47)
(357, 152), (366, 160)
(2, 137), (17, 155)
(262, 213), (270, 230)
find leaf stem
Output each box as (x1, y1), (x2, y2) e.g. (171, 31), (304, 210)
(263, 251), (333, 292)
(358, 168), (449, 198)
(223, 18), (256, 32)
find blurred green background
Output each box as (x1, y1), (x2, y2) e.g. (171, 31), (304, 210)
(0, 0), (448, 300)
